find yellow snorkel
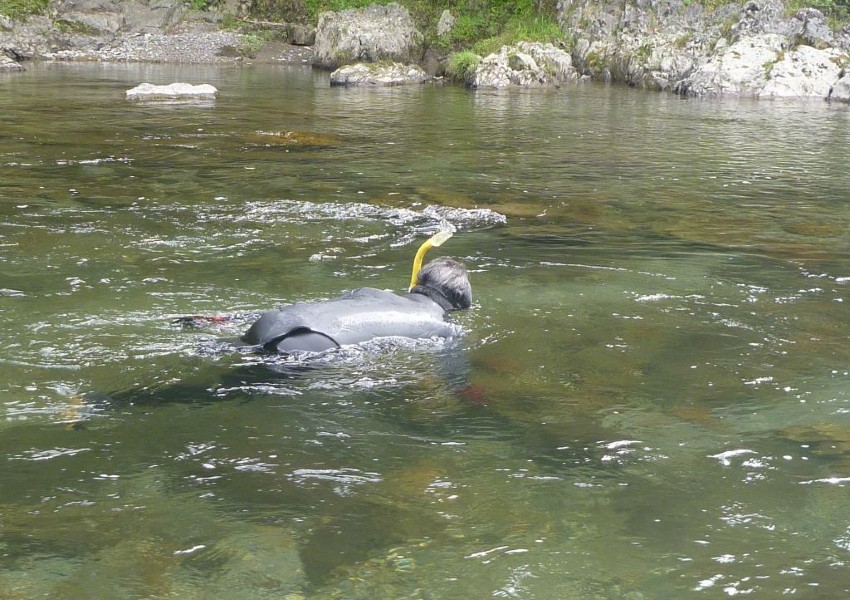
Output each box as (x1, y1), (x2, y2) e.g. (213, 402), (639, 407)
(409, 230), (453, 291)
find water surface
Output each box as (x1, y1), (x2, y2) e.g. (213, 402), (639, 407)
(2, 62), (850, 599)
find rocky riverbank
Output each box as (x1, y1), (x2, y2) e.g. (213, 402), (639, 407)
(559, 0), (850, 100)
(2, 0), (850, 101)
(0, 0), (313, 67)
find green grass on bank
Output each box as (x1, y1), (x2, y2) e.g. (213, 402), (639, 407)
(787, 0), (850, 25)
(0, 0), (48, 19)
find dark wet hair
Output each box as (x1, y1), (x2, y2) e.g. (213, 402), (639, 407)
(413, 257), (472, 311)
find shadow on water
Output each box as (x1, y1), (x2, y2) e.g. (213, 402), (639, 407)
(39, 333), (623, 589)
(85, 337), (475, 408)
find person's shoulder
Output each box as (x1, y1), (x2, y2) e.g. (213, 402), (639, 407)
(343, 287), (400, 300)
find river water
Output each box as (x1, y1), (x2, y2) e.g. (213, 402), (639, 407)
(2, 62), (850, 599)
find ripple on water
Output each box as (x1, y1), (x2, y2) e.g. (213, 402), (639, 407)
(4, 66), (850, 599)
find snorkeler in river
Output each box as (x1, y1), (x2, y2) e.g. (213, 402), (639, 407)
(177, 231), (472, 354)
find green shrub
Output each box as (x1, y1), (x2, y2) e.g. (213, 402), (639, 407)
(450, 13), (489, 46)
(446, 50), (481, 82)
(506, 14), (563, 43)
(239, 32), (268, 57)
(467, 13), (562, 56)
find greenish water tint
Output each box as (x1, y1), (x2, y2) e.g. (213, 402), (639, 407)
(2, 62), (850, 598)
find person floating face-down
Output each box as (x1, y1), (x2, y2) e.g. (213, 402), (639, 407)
(240, 256), (472, 354)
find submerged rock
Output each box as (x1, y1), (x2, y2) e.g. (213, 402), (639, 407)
(250, 130), (341, 148)
(329, 62), (430, 86)
(126, 82), (217, 99)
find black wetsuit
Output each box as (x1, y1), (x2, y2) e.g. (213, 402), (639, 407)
(241, 287), (456, 354)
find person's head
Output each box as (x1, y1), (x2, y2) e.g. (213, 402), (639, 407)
(414, 257), (472, 311)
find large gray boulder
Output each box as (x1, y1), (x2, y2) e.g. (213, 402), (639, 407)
(329, 61), (430, 86)
(0, 52), (23, 70)
(470, 42), (578, 88)
(54, 0), (186, 35)
(312, 2), (422, 70)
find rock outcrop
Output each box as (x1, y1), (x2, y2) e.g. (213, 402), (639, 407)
(557, 0), (850, 100)
(471, 41), (579, 88)
(1, 52), (24, 70)
(674, 33), (846, 98)
(312, 2), (422, 70)
(53, 0), (187, 35)
(1, 12), (74, 59)
(828, 72), (850, 102)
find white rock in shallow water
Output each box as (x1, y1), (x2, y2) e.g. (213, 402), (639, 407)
(126, 82), (217, 100)
(470, 42), (577, 88)
(329, 62), (429, 86)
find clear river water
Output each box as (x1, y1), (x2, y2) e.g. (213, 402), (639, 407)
(2, 62), (850, 599)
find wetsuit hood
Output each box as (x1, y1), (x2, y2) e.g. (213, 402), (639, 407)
(409, 284), (455, 311)
(411, 257), (472, 311)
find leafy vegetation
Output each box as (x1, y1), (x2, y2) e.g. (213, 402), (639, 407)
(236, 32), (269, 56)
(252, 0), (381, 23)
(786, 0), (850, 25)
(250, 0), (563, 47)
(445, 49), (481, 82)
(469, 12), (563, 56)
(185, 0), (231, 10)
(0, 0), (48, 19)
